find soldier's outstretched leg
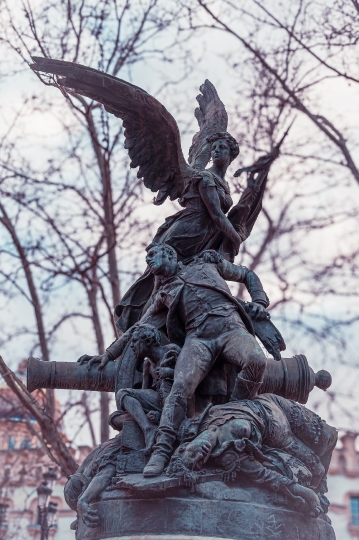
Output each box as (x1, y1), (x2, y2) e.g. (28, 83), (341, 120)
(143, 393), (187, 477)
(216, 311), (267, 400)
(143, 335), (214, 477)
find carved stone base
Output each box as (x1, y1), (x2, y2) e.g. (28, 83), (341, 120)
(76, 480), (336, 540)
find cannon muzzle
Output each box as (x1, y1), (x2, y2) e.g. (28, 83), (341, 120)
(260, 354), (331, 403)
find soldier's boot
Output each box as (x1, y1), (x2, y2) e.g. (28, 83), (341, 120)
(230, 375), (262, 401)
(143, 394), (187, 477)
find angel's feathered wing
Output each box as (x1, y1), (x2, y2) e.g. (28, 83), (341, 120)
(31, 57), (194, 205)
(188, 79), (228, 170)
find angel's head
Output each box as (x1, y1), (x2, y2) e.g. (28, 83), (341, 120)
(207, 132), (239, 167)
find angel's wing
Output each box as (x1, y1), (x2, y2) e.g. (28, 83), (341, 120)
(188, 80), (228, 170)
(30, 57), (194, 205)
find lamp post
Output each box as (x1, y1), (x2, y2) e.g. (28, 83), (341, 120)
(43, 468), (57, 491)
(36, 469), (57, 540)
(47, 502), (58, 531)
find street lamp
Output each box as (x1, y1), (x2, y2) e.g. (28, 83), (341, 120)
(43, 468), (57, 491)
(47, 502), (58, 528)
(36, 469), (58, 540)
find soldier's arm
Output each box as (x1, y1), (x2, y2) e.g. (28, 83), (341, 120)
(238, 453), (293, 492)
(81, 295), (165, 371)
(139, 294), (163, 322)
(77, 464), (116, 528)
(239, 266), (269, 308)
(77, 328), (133, 370)
(105, 297), (164, 362)
(203, 250), (269, 307)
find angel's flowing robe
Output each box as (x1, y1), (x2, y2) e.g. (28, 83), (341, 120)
(115, 171), (233, 332)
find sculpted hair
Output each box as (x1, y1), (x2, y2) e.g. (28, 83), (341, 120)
(134, 324), (161, 345)
(146, 242), (177, 260)
(206, 131), (239, 162)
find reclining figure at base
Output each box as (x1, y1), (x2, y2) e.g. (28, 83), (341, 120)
(64, 433), (122, 529)
(167, 394), (337, 517)
(65, 390), (337, 528)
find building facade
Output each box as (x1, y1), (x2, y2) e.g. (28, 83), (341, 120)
(0, 380), (80, 540)
(328, 432), (359, 540)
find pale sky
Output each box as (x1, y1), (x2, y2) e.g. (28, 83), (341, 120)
(1, 2), (359, 444)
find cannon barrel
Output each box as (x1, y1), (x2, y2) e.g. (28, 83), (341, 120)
(27, 354), (331, 404)
(27, 356), (118, 393)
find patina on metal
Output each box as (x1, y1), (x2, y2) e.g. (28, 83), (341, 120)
(27, 58), (337, 540)
(28, 354), (331, 404)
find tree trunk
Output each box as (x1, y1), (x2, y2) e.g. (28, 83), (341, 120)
(84, 107), (121, 309)
(85, 108), (120, 442)
(0, 202), (55, 415)
(87, 266), (109, 442)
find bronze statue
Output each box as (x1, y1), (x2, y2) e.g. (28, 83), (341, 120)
(114, 323), (179, 454)
(168, 394), (337, 517)
(79, 245), (272, 476)
(30, 57), (283, 334)
(27, 58), (338, 540)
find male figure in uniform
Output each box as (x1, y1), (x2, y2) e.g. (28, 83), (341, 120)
(87, 244), (270, 477)
(113, 323), (180, 454)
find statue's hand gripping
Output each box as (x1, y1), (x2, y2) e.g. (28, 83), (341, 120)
(160, 344), (181, 368)
(77, 326), (136, 371)
(77, 352), (112, 371)
(245, 301), (270, 321)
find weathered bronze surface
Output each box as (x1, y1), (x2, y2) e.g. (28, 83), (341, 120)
(27, 58), (337, 540)
(28, 354), (331, 404)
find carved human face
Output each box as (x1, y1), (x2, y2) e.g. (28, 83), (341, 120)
(146, 246), (175, 275)
(211, 138), (231, 167)
(181, 437), (212, 470)
(130, 330), (149, 359)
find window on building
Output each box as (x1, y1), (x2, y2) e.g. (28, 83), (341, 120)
(0, 504), (8, 527)
(7, 436), (15, 450)
(19, 437), (32, 449)
(350, 497), (359, 526)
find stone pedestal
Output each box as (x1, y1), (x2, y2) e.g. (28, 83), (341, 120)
(76, 480), (336, 540)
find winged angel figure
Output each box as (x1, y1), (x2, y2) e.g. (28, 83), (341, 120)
(31, 58), (281, 332)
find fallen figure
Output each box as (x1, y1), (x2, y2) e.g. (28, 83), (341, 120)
(167, 393), (337, 517)
(64, 433), (122, 529)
